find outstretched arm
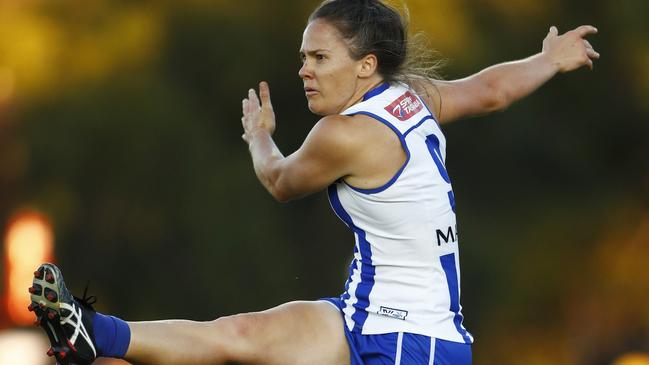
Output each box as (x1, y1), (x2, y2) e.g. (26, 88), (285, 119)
(417, 25), (600, 124)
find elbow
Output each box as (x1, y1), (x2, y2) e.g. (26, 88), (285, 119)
(266, 176), (294, 203)
(269, 187), (291, 203)
(485, 84), (511, 113)
(257, 162), (293, 203)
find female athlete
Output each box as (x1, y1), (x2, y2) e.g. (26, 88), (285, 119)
(29, 0), (599, 364)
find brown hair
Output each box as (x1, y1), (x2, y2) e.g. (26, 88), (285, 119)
(308, 0), (444, 84)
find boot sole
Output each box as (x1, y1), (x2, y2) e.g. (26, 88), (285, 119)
(29, 263), (84, 365)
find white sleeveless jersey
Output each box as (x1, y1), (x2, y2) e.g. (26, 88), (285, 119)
(327, 82), (473, 344)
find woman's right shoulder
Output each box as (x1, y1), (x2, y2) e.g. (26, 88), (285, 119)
(310, 114), (367, 141)
(302, 115), (364, 155)
(307, 113), (393, 153)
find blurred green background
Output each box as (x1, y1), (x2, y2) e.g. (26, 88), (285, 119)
(0, 0), (647, 364)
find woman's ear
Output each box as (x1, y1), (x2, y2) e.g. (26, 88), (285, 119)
(358, 53), (378, 78)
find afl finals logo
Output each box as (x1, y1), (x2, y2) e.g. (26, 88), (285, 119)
(385, 91), (423, 121)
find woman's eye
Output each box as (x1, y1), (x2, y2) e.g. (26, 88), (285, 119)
(316, 54), (325, 61)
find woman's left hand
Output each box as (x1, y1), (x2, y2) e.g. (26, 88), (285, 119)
(542, 25), (600, 72)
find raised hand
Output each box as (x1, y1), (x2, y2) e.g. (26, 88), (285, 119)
(241, 81), (276, 143)
(542, 25), (600, 72)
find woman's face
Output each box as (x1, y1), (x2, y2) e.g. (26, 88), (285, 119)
(299, 19), (364, 116)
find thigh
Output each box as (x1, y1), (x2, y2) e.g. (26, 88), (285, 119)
(125, 301), (349, 365)
(245, 300), (350, 365)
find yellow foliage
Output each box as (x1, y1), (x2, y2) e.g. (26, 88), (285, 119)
(0, 3), (162, 101)
(613, 353), (649, 365)
(0, 10), (63, 100)
(481, 0), (555, 27)
(394, 0), (477, 58)
(66, 9), (163, 82)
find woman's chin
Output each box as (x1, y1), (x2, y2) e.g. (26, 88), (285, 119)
(307, 101), (327, 116)
(308, 101), (339, 116)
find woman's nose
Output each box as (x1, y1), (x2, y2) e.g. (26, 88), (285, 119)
(298, 61), (312, 79)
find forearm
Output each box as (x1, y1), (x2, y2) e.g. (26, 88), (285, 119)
(247, 129), (286, 201)
(422, 25), (597, 123)
(477, 53), (560, 110)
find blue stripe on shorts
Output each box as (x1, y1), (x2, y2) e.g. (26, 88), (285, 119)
(321, 297), (472, 365)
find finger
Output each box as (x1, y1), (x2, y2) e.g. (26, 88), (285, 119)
(586, 58), (593, 70)
(575, 25), (598, 38)
(259, 81), (273, 110)
(548, 25), (558, 37)
(582, 39), (600, 57)
(586, 47), (600, 60)
(248, 88), (260, 106)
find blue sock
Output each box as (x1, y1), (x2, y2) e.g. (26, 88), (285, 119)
(92, 312), (131, 358)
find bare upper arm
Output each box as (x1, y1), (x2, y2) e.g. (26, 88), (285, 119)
(271, 113), (405, 201)
(411, 75), (502, 124)
(271, 115), (361, 201)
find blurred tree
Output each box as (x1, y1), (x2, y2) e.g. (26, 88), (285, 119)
(0, 0), (646, 364)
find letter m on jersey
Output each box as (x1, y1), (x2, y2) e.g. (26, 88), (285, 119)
(385, 91), (423, 121)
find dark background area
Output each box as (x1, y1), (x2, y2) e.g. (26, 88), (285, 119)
(0, 0), (647, 364)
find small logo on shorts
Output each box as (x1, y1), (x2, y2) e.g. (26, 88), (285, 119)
(378, 306), (408, 320)
(385, 91), (423, 121)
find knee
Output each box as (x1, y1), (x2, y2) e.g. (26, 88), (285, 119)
(208, 313), (262, 362)
(215, 313), (260, 342)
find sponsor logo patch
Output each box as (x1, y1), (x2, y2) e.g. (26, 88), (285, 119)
(378, 306), (408, 320)
(385, 91), (423, 121)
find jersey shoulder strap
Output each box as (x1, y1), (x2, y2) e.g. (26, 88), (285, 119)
(342, 83), (433, 135)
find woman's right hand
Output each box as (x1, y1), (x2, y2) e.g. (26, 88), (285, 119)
(241, 81), (276, 143)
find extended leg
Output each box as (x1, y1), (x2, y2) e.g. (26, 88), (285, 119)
(30, 263), (349, 365)
(124, 301), (349, 365)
